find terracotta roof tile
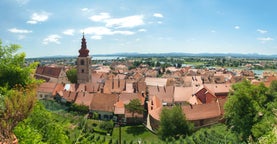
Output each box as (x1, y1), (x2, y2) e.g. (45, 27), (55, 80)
(62, 90), (77, 102)
(148, 85), (174, 104)
(75, 92), (93, 107)
(145, 77), (168, 86)
(35, 66), (62, 78)
(37, 82), (56, 94)
(204, 84), (231, 96)
(114, 100), (125, 115)
(90, 93), (118, 112)
(182, 99), (226, 121)
(174, 86), (194, 103)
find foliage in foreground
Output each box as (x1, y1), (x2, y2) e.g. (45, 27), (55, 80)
(224, 80), (277, 141)
(0, 39), (38, 143)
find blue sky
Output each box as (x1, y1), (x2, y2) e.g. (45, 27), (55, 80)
(1, 0), (277, 58)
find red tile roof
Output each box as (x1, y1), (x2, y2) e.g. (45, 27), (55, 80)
(35, 66), (62, 78)
(204, 84), (231, 96)
(75, 92), (93, 107)
(62, 90), (77, 102)
(90, 93), (118, 112)
(174, 86), (198, 104)
(114, 100), (125, 115)
(148, 85), (174, 104)
(182, 99), (226, 121)
(119, 93), (144, 105)
(37, 82), (57, 94)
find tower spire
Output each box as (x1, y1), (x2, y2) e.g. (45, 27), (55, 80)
(78, 33), (89, 57)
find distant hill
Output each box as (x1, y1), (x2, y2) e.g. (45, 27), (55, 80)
(93, 52), (277, 59)
(29, 52), (277, 59)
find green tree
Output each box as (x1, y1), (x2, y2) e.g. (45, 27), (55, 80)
(66, 68), (77, 83)
(14, 102), (70, 144)
(158, 105), (193, 140)
(125, 99), (144, 117)
(224, 80), (277, 141)
(0, 40), (38, 143)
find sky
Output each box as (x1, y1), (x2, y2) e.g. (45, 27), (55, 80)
(1, 0), (277, 58)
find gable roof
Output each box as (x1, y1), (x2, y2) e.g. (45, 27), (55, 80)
(174, 86), (199, 104)
(114, 100), (125, 115)
(148, 85), (174, 104)
(204, 84), (231, 95)
(182, 99), (226, 121)
(37, 82), (57, 94)
(62, 90), (77, 102)
(119, 93), (144, 104)
(75, 92), (94, 107)
(90, 93), (118, 112)
(145, 77), (168, 87)
(35, 66), (62, 78)
(85, 82), (100, 93)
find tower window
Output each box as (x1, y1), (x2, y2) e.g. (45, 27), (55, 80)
(80, 59), (85, 65)
(81, 69), (84, 73)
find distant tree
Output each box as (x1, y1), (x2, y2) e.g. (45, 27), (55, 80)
(176, 63), (182, 68)
(156, 61), (161, 67)
(158, 105), (193, 140)
(0, 39), (38, 143)
(125, 99), (144, 117)
(66, 68), (77, 83)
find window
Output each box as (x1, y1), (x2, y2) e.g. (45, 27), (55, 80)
(80, 59), (85, 65)
(81, 69), (84, 73)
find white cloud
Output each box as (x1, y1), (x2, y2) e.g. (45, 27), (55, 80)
(82, 27), (135, 36)
(43, 34), (61, 45)
(211, 30), (216, 33)
(8, 28), (32, 33)
(91, 35), (102, 40)
(234, 26), (240, 29)
(105, 15), (144, 28)
(257, 29), (267, 34)
(81, 8), (89, 12)
(113, 31), (134, 35)
(257, 37), (274, 43)
(138, 29), (147, 32)
(27, 12), (50, 24)
(89, 13), (110, 22)
(153, 13), (163, 18)
(63, 29), (75, 35)
(27, 20), (37, 24)
(157, 21), (163, 24)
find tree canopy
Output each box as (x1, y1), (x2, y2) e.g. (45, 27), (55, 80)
(0, 40), (38, 143)
(224, 80), (277, 141)
(125, 98), (144, 117)
(66, 68), (77, 83)
(158, 105), (194, 140)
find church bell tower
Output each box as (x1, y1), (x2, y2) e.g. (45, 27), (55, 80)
(77, 33), (92, 83)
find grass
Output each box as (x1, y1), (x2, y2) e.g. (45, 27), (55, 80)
(112, 125), (162, 143)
